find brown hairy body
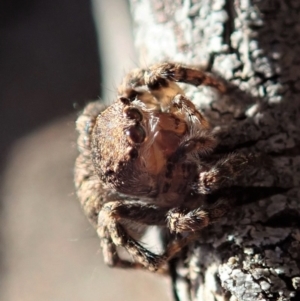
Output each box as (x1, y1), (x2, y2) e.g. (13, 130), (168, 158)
(74, 63), (252, 271)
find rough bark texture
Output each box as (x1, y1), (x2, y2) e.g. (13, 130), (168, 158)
(129, 0), (300, 300)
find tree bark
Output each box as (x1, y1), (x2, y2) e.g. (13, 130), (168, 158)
(128, 0), (300, 300)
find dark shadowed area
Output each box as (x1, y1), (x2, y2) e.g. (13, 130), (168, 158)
(0, 0), (100, 153)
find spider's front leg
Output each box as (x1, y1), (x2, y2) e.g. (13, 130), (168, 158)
(98, 201), (169, 271)
(164, 155), (258, 248)
(196, 152), (265, 194)
(166, 201), (230, 234)
(99, 227), (145, 269)
(146, 62), (226, 92)
(166, 153), (266, 237)
(117, 68), (147, 103)
(98, 201), (226, 271)
(156, 200), (232, 263)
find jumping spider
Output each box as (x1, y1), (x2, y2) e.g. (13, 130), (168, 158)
(74, 63), (253, 272)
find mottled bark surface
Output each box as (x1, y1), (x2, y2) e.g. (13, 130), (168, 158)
(129, 0), (300, 300)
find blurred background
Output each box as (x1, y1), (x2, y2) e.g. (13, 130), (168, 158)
(0, 0), (171, 300)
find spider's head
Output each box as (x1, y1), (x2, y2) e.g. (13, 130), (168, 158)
(91, 94), (189, 197)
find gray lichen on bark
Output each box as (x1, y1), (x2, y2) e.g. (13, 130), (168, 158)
(129, 0), (300, 300)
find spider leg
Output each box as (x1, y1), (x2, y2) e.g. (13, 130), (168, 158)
(166, 201), (230, 234)
(197, 153), (261, 194)
(100, 201), (217, 269)
(176, 134), (216, 157)
(146, 62), (225, 92)
(161, 94), (217, 161)
(103, 201), (168, 225)
(158, 201), (231, 262)
(163, 232), (200, 260)
(99, 200), (227, 269)
(98, 201), (169, 271)
(100, 227), (145, 269)
(117, 68), (147, 103)
(170, 94), (210, 128)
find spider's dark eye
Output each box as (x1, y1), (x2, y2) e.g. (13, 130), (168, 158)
(123, 107), (143, 122)
(128, 147), (139, 159)
(125, 125), (146, 144)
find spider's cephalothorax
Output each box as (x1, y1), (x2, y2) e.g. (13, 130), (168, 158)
(75, 63), (251, 271)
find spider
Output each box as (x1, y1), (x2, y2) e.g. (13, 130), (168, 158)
(74, 63), (253, 272)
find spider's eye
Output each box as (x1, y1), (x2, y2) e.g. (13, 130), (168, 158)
(125, 125), (146, 144)
(123, 107), (143, 122)
(128, 147), (139, 159)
